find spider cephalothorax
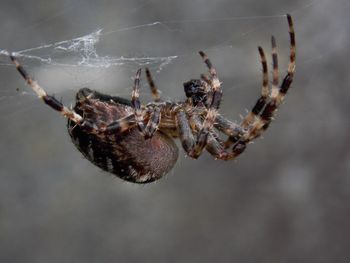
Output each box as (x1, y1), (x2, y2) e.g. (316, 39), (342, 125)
(10, 15), (295, 184)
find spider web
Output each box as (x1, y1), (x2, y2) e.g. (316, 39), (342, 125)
(0, 28), (177, 70)
(0, 1), (317, 70)
(0, 0), (334, 111)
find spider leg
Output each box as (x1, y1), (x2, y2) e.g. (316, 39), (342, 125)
(222, 45), (269, 148)
(190, 114), (246, 160)
(196, 74), (213, 108)
(178, 51), (225, 156)
(206, 133), (247, 160)
(243, 14), (295, 141)
(241, 46), (269, 129)
(214, 114), (244, 137)
(143, 106), (161, 138)
(199, 51), (223, 110)
(131, 68), (147, 132)
(271, 35), (280, 102)
(225, 14), (295, 146)
(176, 110), (213, 158)
(10, 55), (83, 124)
(224, 41), (273, 148)
(174, 51), (223, 158)
(104, 114), (136, 134)
(101, 111), (156, 137)
(145, 68), (162, 102)
(131, 69), (162, 139)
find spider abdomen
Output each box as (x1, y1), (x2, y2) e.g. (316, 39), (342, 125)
(68, 89), (179, 183)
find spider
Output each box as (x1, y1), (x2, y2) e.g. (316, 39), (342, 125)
(10, 14), (295, 184)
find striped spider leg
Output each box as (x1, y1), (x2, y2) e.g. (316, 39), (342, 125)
(223, 14), (296, 156)
(106, 68), (163, 136)
(10, 55), (83, 124)
(98, 68), (165, 137)
(176, 51), (224, 159)
(8, 55), (120, 133)
(186, 14), (295, 161)
(145, 68), (162, 102)
(131, 69), (163, 139)
(187, 113), (245, 160)
(10, 54), (140, 135)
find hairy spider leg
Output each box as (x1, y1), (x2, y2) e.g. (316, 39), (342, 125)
(224, 35), (279, 147)
(223, 42), (272, 148)
(144, 106), (161, 138)
(207, 131), (246, 160)
(10, 55), (83, 124)
(240, 46), (269, 130)
(131, 69), (147, 131)
(145, 68), (162, 102)
(242, 14), (295, 141)
(199, 51), (223, 110)
(214, 114), (244, 138)
(271, 36), (280, 101)
(177, 108), (244, 160)
(104, 114), (137, 134)
(176, 110), (199, 158)
(196, 51), (224, 154)
(189, 114), (246, 160)
(131, 69), (163, 139)
(225, 14), (295, 150)
(199, 73), (213, 102)
(177, 51), (225, 158)
(199, 14), (295, 160)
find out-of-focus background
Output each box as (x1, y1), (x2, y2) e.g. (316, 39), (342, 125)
(0, 0), (349, 262)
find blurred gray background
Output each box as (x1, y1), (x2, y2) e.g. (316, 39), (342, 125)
(0, 0), (350, 262)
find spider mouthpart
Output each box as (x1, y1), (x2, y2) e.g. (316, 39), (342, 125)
(76, 87), (94, 101)
(183, 79), (204, 95)
(183, 79), (206, 105)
